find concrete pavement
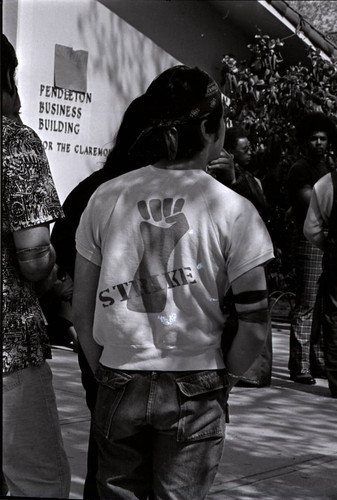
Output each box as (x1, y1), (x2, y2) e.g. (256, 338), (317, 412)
(49, 325), (337, 500)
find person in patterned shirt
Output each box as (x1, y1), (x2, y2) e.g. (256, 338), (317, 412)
(2, 34), (70, 497)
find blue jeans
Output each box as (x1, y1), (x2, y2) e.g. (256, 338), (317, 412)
(2, 362), (71, 498)
(93, 365), (229, 500)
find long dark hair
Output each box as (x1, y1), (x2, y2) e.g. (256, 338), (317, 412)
(1, 34), (18, 95)
(102, 95), (154, 174)
(130, 65), (223, 162)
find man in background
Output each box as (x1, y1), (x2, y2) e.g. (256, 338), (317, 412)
(287, 112), (336, 384)
(304, 168), (337, 398)
(208, 126), (272, 387)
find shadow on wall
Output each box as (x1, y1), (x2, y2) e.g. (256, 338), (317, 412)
(77, 1), (179, 117)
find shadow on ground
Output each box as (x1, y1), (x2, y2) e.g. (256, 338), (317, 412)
(49, 327), (337, 500)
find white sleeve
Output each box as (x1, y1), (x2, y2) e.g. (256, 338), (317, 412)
(75, 191), (104, 267)
(254, 176), (263, 192)
(225, 198), (274, 284)
(303, 188), (325, 250)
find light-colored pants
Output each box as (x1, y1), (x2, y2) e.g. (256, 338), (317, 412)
(289, 232), (325, 376)
(3, 362), (71, 498)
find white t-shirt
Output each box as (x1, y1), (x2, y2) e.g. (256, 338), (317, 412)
(304, 172), (334, 250)
(76, 165), (274, 371)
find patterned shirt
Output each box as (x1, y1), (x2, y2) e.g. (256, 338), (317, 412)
(2, 116), (64, 374)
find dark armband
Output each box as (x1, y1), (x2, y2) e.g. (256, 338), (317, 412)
(16, 244), (55, 282)
(237, 308), (270, 324)
(16, 244), (52, 261)
(232, 290), (268, 304)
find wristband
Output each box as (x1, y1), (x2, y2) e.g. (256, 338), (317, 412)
(16, 244), (55, 282)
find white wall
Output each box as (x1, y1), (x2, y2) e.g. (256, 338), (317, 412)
(3, 0), (180, 203)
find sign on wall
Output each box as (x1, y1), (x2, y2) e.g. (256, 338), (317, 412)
(12, 0), (179, 203)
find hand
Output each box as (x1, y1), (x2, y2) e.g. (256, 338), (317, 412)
(207, 149), (235, 185)
(35, 265), (73, 300)
(52, 270), (74, 301)
(35, 264), (58, 298)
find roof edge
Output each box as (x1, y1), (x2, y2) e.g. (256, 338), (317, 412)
(264, 0), (337, 60)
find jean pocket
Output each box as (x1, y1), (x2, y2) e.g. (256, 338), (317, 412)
(176, 370), (229, 442)
(93, 365), (133, 438)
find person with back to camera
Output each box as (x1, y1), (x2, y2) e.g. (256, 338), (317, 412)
(72, 65), (274, 499)
(2, 34), (71, 498)
(287, 112), (336, 384)
(48, 95), (151, 500)
(208, 126), (273, 388)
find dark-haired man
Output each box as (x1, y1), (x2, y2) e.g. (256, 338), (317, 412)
(287, 112), (336, 384)
(208, 127), (273, 387)
(2, 34), (70, 497)
(73, 65), (274, 499)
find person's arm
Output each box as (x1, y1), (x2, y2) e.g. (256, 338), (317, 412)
(72, 253), (102, 373)
(7, 125), (64, 288)
(224, 265), (269, 387)
(296, 185), (312, 210)
(13, 223), (57, 284)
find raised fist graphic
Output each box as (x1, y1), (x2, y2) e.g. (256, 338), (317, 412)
(127, 198), (189, 313)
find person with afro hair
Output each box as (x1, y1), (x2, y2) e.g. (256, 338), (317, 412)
(287, 112), (337, 385)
